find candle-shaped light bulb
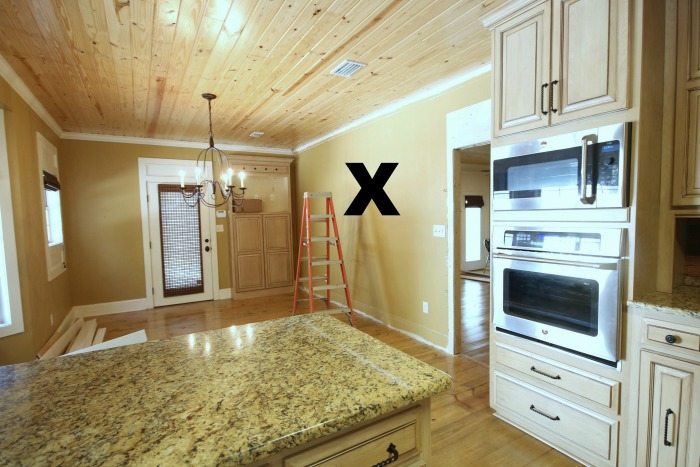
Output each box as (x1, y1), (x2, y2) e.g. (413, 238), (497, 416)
(178, 170), (186, 188)
(194, 166), (203, 185)
(238, 171), (246, 188)
(226, 167), (234, 186)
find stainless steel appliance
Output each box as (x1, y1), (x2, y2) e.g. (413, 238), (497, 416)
(492, 226), (626, 364)
(492, 122), (630, 211)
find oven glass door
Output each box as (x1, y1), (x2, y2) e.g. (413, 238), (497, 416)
(492, 140), (621, 210)
(493, 254), (621, 363)
(503, 269), (599, 336)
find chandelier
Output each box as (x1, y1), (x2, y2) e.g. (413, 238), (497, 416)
(179, 93), (247, 208)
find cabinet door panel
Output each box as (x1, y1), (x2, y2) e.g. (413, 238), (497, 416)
(690, 0), (699, 80)
(675, 89), (700, 204)
(266, 251), (292, 288)
(551, 0), (629, 123)
(493, 2), (551, 137)
(264, 214), (290, 251)
(236, 253), (265, 291)
(234, 216), (263, 252)
(637, 351), (700, 467)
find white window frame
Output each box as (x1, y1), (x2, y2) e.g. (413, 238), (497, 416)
(37, 132), (66, 281)
(0, 109), (24, 337)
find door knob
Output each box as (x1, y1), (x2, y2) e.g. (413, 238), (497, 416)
(205, 246), (211, 252)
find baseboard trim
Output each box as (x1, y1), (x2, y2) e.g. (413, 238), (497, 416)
(217, 288), (232, 300)
(72, 298), (150, 318)
(324, 297), (450, 354)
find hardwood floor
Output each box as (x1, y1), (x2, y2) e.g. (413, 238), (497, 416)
(92, 293), (577, 466)
(460, 279), (490, 366)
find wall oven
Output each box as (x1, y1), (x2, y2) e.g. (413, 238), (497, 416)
(492, 226), (626, 364)
(492, 122), (630, 211)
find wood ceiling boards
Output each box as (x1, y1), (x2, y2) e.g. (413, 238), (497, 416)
(0, 0), (505, 149)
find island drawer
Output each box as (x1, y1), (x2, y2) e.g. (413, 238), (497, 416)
(493, 371), (618, 467)
(645, 320), (700, 352)
(285, 406), (424, 467)
(494, 343), (619, 410)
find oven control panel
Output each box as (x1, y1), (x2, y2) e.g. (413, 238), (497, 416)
(495, 227), (625, 258)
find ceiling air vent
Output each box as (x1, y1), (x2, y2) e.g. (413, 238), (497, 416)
(330, 59), (366, 78)
(249, 131), (265, 138)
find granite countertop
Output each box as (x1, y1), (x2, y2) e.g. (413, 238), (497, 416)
(0, 314), (451, 465)
(629, 286), (700, 319)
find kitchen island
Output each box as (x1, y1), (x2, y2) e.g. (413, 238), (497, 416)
(0, 314), (451, 466)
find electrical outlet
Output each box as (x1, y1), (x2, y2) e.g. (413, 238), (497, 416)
(49, 313), (54, 327)
(422, 301), (429, 314)
(432, 224), (445, 238)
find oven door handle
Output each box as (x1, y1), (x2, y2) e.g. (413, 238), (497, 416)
(580, 133), (598, 205)
(493, 253), (618, 270)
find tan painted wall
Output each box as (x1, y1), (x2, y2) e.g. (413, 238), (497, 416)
(295, 74), (490, 348)
(0, 76), (72, 364)
(58, 140), (287, 306)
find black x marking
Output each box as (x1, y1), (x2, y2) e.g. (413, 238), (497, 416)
(344, 163), (399, 216)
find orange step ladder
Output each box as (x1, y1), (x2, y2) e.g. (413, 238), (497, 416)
(292, 192), (354, 324)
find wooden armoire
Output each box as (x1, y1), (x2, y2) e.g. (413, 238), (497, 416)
(227, 154), (295, 298)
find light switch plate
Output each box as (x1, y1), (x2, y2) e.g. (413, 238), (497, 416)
(216, 224), (224, 233)
(215, 210), (227, 218)
(432, 224), (446, 237)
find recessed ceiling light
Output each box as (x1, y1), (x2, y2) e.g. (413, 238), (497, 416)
(330, 59), (366, 78)
(249, 131), (264, 138)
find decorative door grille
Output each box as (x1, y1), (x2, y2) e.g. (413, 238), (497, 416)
(158, 184), (204, 297)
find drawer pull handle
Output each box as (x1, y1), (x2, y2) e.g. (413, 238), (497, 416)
(540, 83), (549, 115)
(664, 408), (674, 446)
(665, 334), (678, 344)
(530, 366), (561, 380)
(529, 404), (560, 421)
(372, 442), (399, 467)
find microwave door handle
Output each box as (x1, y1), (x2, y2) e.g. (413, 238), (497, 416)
(580, 134), (598, 204)
(493, 253), (618, 270)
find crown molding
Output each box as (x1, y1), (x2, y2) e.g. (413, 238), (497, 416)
(480, 0), (543, 28)
(294, 63), (492, 153)
(61, 132), (295, 155)
(0, 54), (63, 136)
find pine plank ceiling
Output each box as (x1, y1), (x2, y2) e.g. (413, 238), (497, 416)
(0, 0), (504, 150)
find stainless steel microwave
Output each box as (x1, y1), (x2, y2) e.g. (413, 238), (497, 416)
(492, 226), (626, 364)
(492, 123), (630, 211)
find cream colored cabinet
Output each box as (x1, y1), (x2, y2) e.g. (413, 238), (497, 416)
(484, 0), (630, 137)
(249, 401), (432, 466)
(637, 352), (700, 467)
(490, 337), (621, 466)
(230, 213), (293, 295)
(492, 2), (551, 135)
(673, 0), (700, 205)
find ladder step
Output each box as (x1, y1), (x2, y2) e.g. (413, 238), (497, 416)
(299, 276), (329, 282)
(314, 284), (347, 291)
(307, 236), (337, 243)
(304, 192), (332, 199)
(312, 259), (342, 266)
(310, 214), (334, 221)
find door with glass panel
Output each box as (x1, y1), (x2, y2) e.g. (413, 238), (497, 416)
(462, 195), (488, 271)
(147, 182), (214, 306)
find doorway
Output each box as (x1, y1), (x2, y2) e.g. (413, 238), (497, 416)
(138, 158), (220, 308)
(459, 145), (491, 281)
(455, 144), (491, 365)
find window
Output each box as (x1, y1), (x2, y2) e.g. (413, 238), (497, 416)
(37, 133), (66, 281)
(464, 195), (484, 263)
(43, 171), (63, 245)
(0, 110), (24, 337)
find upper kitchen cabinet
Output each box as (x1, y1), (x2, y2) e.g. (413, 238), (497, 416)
(483, 0), (630, 138)
(492, 2), (552, 135)
(672, 0), (700, 205)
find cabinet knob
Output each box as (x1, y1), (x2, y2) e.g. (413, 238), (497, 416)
(665, 334), (677, 344)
